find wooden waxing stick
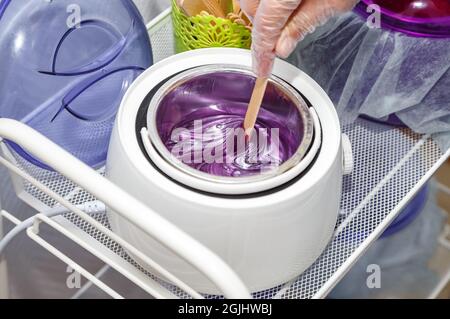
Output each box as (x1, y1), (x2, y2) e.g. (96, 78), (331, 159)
(202, 0), (226, 18)
(177, 0), (207, 17)
(243, 77), (269, 137)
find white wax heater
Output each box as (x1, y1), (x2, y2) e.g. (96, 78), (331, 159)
(106, 48), (353, 294)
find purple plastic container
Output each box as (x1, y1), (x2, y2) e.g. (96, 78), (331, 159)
(0, 0), (152, 170)
(381, 184), (429, 238)
(354, 0), (450, 38)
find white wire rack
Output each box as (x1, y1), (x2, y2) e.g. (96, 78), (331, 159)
(0, 8), (449, 299)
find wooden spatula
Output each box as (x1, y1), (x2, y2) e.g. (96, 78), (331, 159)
(232, 0), (240, 14)
(177, 0), (208, 16)
(243, 77), (269, 137)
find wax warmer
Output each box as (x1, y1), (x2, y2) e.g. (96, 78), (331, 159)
(106, 48), (353, 293)
(145, 65), (319, 195)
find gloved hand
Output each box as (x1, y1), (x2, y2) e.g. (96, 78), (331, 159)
(240, 0), (359, 77)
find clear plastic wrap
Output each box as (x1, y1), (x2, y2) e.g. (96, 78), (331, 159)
(287, 12), (450, 150)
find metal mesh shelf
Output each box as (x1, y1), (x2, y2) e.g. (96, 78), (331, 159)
(0, 9), (449, 299)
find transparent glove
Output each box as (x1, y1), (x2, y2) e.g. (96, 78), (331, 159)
(240, 0), (359, 77)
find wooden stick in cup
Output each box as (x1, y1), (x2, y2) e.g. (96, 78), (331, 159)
(243, 77), (269, 137)
(218, 0), (232, 14)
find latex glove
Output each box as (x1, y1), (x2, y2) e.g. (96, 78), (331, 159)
(240, 0), (359, 77)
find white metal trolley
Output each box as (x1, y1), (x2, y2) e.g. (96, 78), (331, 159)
(0, 9), (449, 299)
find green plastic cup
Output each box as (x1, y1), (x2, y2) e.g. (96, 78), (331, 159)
(172, 0), (252, 53)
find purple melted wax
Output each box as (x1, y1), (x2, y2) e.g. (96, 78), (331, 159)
(156, 71), (304, 177)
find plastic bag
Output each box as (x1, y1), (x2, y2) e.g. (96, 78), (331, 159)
(287, 12), (450, 151)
